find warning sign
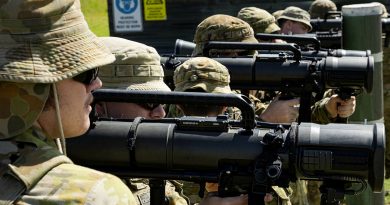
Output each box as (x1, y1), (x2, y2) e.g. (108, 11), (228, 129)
(143, 0), (167, 21)
(112, 0), (143, 32)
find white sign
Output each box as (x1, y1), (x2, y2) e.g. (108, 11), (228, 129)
(113, 0), (143, 32)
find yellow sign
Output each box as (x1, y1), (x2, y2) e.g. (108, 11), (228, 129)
(143, 0), (167, 21)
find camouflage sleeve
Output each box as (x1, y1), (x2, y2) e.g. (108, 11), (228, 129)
(249, 94), (268, 116)
(311, 97), (348, 124)
(166, 104), (184, 118)
(289, 180), (309, 205)
(266, 186), (292, 205)
(166, 180), (189, 205)
(311, 97), (336, 124)
(21, 163), (137, 205)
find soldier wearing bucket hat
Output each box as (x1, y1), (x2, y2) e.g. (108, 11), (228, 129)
(173, 57), (236, 204)
(171, 57), (231, 117)
(0, 0), (137, 204)
(171, 57), (292, 205)
(309, 0), (338, 19)
(97, 37), (170, 120)
(174, 57), (231, 94)
(192, 14), (259, 57)
(190, 14), (301, 125)
(95, 37), (188, 205)
(237, 7), (281, 34)
(277, 6), (312, 34)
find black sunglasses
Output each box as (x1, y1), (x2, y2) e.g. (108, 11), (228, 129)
(73, 68), (99, 85)
(137, 103), (162, 111)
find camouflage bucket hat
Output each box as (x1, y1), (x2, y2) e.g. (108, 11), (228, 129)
(277, 6), (313, 31)
(174, 57), (231, 94)
(309, 0), (337, 19)
(192, 14), (258, 56)
(272, 10), (285, 21)
(0, 82), (50, 139)
(0, 0), (115, 83)
(237, 7), (280, 34)
(99, 37), (170, 92)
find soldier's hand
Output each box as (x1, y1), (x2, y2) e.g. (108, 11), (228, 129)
(260, 95), (300, 123)
(325, 95), (356, 118)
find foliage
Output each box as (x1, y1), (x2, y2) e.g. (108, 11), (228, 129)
(80, 0), (110, 36)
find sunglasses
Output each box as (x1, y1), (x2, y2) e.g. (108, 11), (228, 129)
(137, 103), (162, 111)
(73, 68), (99, 85)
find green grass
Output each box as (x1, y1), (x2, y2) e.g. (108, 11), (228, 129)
(80, 0), (109, 36)
(79, 1), (390, 204)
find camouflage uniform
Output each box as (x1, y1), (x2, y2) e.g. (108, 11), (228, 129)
(237, 7), (281, 34)
(97, 37), (187, 205)
(171, 57), (233, 204)
(191, 14), (268, 116)
(172, 57), (291, 205)
(309, 0), (338, 19)
(0, 84), (137, 205)
(0, 0), (137, 204)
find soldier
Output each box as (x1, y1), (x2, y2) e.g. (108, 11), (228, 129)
(0, 0), (137, 204)
(277, 6), (312, 34)
(173, 57), (292, 205)
(190, 14), (300, 123)
(96, 37), (170, 120)
(237, 7), (281, 34)
(190, 13), (355, 125)
(309, 0), (338, 19)
(95, 36), (188, 205)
